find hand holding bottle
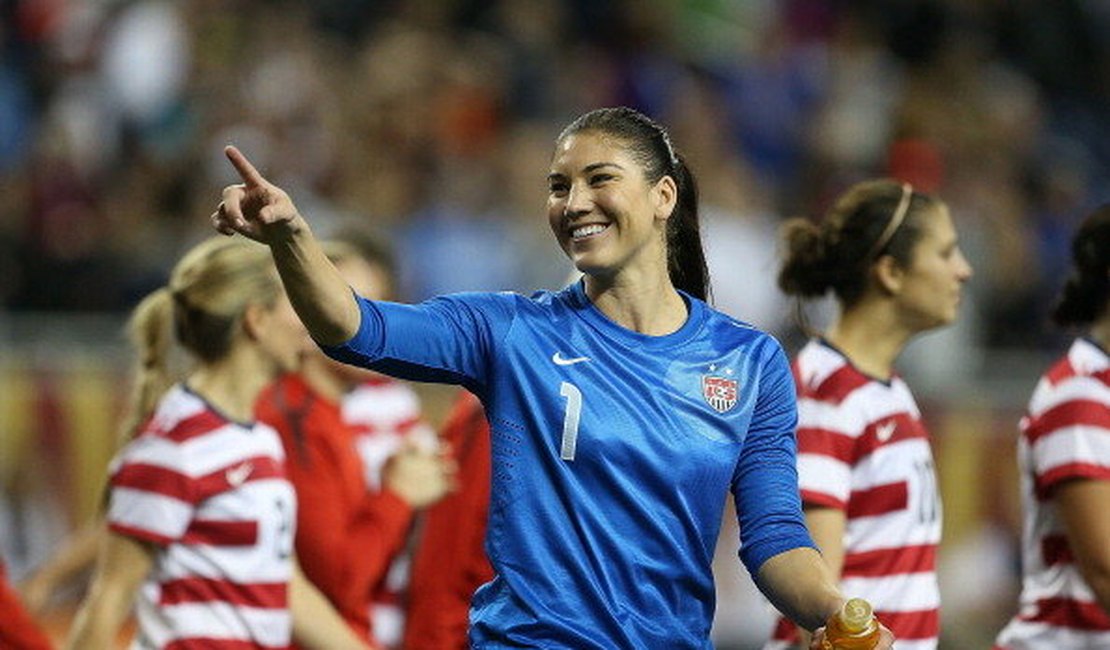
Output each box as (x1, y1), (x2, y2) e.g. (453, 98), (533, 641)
(811, 598), (895, 650)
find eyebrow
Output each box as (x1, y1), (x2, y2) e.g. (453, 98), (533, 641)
(547, 162), (625, 181)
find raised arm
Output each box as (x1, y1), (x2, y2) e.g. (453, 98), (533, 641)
(212, 146), (359, 345)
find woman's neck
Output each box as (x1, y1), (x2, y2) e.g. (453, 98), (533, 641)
(1089, 312), (1110, 350)
(825, 302), (913, 381)
(584, 268), (688, 336)
(187, 347), (272, 422)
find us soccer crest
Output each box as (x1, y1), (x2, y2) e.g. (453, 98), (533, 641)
(702, 374), (738, 413)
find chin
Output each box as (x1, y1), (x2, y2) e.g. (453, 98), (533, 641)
(571, 257), (602, 276)
(934, 311), (957, 329)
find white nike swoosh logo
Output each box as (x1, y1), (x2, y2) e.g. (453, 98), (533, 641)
(226, 462), (253, 487)
(876, 421), (897, 442)
(552, 352), (591, 366)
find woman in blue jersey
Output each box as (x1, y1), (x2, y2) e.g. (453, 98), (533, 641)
(211, 107), (893, 649)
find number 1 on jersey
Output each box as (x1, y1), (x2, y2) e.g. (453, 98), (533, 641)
(559, 381), (582, 461)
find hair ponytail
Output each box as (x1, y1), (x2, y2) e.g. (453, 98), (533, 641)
(115, 238), (281, 443)
(118, 288), (176, 444)
(666, 154), (709, 301)
(778, 217), (834, 299)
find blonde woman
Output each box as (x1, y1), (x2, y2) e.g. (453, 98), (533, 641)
(65, 238), (367, 649)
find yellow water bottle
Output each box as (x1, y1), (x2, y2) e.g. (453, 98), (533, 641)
(822, 598), (881, 649)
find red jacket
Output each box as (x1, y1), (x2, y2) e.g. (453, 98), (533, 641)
(403, 391), (494, 650)
(257, 373), (414, 648)
(0, 561), (53, 650)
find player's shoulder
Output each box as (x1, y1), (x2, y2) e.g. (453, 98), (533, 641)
(429, 288), (560, 315)
(793, 340), (872, 404)
(485, 284), (588, 320)
(1028, 338), (1108, 402)
(1050, 338), (1110, 385)
(700, 301), (783, 355)
(140, 385), (223, 441)
(1025, 339), (1110, 419)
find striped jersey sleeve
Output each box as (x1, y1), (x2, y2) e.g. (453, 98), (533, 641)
(1024, 349), (1110, 495)
(107, 399), (227, 544)
(792, 349), (872, 510)
(996, 338), (1110, 649)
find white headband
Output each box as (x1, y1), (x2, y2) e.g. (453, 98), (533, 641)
(869, 182), (913, 258)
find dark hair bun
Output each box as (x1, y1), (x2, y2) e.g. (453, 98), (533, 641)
(778, 217), (835, 298)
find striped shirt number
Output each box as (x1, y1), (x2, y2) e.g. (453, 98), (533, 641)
(915, 458), (940, 524)
(274, 498), (294, 560)
(559, 381), (582, 461)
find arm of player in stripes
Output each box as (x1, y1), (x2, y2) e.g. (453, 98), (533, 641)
(19, 520), (103, 615)
(1055, 479), (1110, 615)
(64, 530), (155, 650)
(290, 561), (374, 649)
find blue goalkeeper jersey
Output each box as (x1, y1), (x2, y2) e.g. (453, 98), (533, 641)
(323, 281), (813, 649)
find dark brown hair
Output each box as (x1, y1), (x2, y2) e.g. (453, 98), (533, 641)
(1053, 204), (1110, 326)
(778, 179), (942, 308)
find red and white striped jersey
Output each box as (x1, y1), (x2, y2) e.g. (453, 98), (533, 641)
(107, 384), (296, 650)
(342, 376), (437, 490)
(341, 376), (436, 649)
(766, 340), (941, 650)
(995, 338), (1110, 649)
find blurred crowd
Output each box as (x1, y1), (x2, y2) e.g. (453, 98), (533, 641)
(1, 0), (1108, 351)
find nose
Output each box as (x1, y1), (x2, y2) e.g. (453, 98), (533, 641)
(563, 182), (592, 219)
(956, 249), (973, 281)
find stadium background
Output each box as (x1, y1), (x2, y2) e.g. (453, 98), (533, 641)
(0, 1), (1108, 647)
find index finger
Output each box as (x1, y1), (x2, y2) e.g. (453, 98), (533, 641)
(224, 145), (267, 187)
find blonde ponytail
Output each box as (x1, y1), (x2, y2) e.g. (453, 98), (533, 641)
(118, 288), (176, 444)
(115, 238), (280, 443)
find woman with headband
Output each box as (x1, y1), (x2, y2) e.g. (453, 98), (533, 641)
(764, 180), (973, 650)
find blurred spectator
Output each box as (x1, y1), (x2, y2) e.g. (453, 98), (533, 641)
(0, 0), (1104, 357)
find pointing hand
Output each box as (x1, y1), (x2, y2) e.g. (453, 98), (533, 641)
(211, 146), (305, 243)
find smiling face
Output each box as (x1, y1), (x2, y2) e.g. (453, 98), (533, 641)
(546, 131), (675, 281)
(891, 205), (973, 332)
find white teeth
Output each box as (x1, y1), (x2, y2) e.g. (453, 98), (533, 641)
(571, 224), (608, 239)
